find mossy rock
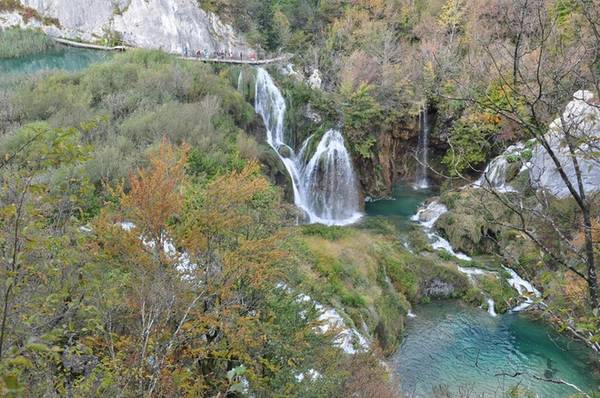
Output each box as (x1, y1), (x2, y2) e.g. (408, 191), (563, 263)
(436, 188), (512, 255)
(374, 292), (408, 355)
(479, 274), (519, 313)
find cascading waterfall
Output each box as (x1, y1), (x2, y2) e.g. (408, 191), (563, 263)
(237, 70), (244, 92)
(473, 143), (524, 192)
(255, 67), (361, 225)
(412, 200), (541, 314)
(415, 106), (430, 189)
(301, 130), (362, 223)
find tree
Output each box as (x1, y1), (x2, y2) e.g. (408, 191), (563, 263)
(437, 0), (466, 43)
(117, 137), (189, 254)
(445, 0), (599, 341)
(0, 124), (91, 394)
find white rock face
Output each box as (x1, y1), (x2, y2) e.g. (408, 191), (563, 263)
(308, 69), (322, 90)
(474, 90), (600, 198)
(2, 0), (248, 55)
(529, 90), (600, 197)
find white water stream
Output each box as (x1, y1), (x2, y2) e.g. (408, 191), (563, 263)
(255, 68), (361, 225)
(415, 107), (430, 189)
(412, 201), (540, 314)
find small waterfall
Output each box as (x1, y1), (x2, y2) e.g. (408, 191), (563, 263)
(255, 68), (361, 225)
(415, 106), (430, 189)
(487, 298), (497, 317)
(301, 130), (361, 223)
(237, 70), (243, 92)
(504, 266), (541, 312)
(412, 201), (542, 314)
(411, 202), (472, 261)
(473, 143), (523, 192)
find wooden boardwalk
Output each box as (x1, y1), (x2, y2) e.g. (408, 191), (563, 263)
(52, 37), (292, 65)
(52, 37), (129, 51)
(177, 54), (292, 65)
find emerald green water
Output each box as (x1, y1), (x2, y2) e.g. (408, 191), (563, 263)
(0, 46), (109, 77)
(392, 301), (599, 397)
(366, 185), (598, 396)
(365, 183), (434, 225)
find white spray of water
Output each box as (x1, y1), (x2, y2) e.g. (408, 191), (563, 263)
(237, 70), (243, 92)
(412, 201), (541, 314)
(255, 68), (361, 225)
(504, 266), (541, 312)
(415, 107), (430, 189)
(487, 298), (497, 317)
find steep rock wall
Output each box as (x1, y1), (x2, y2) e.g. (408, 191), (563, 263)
(1, 0), (248, 54)
(355, 114), (439, 199)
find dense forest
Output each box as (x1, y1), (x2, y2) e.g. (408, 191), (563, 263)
(0, 0), (599, 397)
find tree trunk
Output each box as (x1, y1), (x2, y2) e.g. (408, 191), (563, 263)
(583, 208), (599, 311)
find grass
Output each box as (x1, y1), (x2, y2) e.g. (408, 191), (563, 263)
(291, 222), (479, 354)
(0, 28), (56, 58)
(301, 224), (353, 240)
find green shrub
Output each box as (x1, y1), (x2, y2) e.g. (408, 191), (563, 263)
(301, 224), (351, 240)
(340, 291), (366, 307)
(480, 274), (517, 313)
(0, 28), (56, 58)
(442, 112), (501, 176)
(12, 72), (92, 122)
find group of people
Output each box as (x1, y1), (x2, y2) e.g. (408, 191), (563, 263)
(184, 47), (257, 61)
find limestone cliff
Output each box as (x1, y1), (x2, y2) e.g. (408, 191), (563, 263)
(0, 0), (248, 55)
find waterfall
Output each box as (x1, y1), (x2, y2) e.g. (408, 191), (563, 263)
(473, 143), (523, 192)
(301, 130), (361, 223)
(237, 70), (243, 92)
(487, 298), (497, 317)
(411, 202), (472, 261)
(254, 68), (361, 225)
(412, 201), (542, 313)
(415, 106), (430, 189)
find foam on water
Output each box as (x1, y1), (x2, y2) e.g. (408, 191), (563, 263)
(255, 68), (361, 225)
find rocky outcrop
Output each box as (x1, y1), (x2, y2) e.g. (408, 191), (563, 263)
(529, 90), (600, 197)
(421, 279), (457, 297)
(474, 90), (600, 198)
(1, 0), (249, 55)
(355, 113), (421, 198)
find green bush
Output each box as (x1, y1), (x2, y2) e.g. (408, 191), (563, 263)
(301, 224), (351, 240)
(442, 113), (501, 176)
(0, 28), (56, 58)
(7, 50), (259, 189)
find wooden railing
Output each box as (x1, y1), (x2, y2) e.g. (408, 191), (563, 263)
(51, 37), (292, 65)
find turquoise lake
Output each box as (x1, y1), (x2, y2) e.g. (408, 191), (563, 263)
(391, 301), (599, 397)
(365, 183), (434, 225)
(0, 46), (109, 78)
